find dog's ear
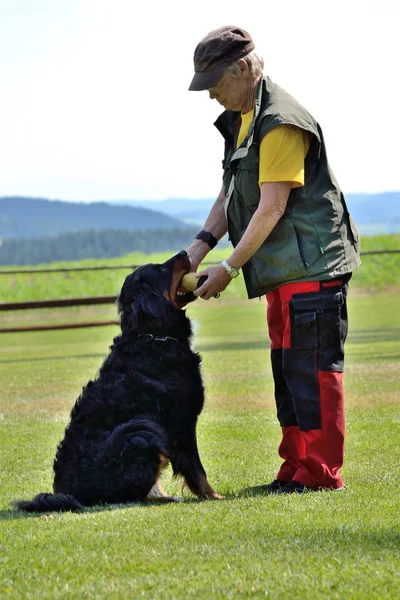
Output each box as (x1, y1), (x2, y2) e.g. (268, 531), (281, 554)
(142, 289), (169, 320)
(131, 289), (169, 322)
(118, 271), (149, 318)
(117, 272), (135, 314)
(119, 284), (169, 332)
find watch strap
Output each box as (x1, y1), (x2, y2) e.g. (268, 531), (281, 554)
(195, 230), (218, 249)
(221, 259), (240, 278)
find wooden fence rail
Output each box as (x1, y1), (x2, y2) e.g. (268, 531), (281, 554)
(0, 296), (117, 311)
(0, 250), (399, 275)
(0, 260), (222, 276)
(1, 249), (399, 334)
(0, 321), (120, 334)
(0, 295), (119, 333)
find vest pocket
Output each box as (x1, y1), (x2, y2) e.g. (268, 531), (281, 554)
(252, 216), (308, 288)
(293, 223), (310, 269)
(340, 193), (360, 253)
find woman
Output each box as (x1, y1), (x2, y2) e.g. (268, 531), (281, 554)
(186, 26), (361, 493)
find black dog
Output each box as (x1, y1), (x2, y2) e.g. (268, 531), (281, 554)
(15, 250), (221, 512)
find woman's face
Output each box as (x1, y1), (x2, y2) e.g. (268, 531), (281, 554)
(208, 60), (255, 112)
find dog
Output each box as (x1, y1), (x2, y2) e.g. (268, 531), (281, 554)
(15, 250), (221, 512)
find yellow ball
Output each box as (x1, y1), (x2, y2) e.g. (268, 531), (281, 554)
(180, 273), (198, 292)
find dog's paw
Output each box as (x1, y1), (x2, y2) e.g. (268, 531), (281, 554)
(208, 492), (225, 500)
(144, 493), (184, 504)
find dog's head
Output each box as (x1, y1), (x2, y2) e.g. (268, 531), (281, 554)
(118, 250), (197, 336)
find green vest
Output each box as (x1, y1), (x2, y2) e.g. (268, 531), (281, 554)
(214, 76), (361, 298)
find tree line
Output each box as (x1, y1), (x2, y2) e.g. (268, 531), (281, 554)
(0, 228), (200, 266)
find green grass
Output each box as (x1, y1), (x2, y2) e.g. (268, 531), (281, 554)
(1, 234), (400, 304)
(0, 287), (399, 598)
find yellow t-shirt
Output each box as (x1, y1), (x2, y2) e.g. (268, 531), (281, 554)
(237, 111), (311, 188)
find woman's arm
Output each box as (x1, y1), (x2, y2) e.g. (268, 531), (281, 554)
(227, 180), (291, 268)
(194, 181), (292, 299)
(186, 183), (227, 271)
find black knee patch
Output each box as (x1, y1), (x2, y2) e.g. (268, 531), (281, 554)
(271, 349), (298, 427)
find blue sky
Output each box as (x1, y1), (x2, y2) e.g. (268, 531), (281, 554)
(1, 0), (399, 202)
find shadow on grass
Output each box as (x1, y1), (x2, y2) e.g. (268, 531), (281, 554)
(348, 328), (400, 344)
(349, 354), (400, 362)
(233, 485), (346, 498)
(196, 341), (270, 353)
(0, 496), (205, 521)
(0, 354), (106, 365)
(194, 328), (400, 354)
(2, 328), (399, 364)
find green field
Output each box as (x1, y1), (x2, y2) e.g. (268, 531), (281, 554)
(0, 237), (399, 598)
(1, 234), (399, 305)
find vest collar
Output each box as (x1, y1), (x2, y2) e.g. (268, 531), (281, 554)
(213, 75), (267, 146)
(221, 77), (265, 218)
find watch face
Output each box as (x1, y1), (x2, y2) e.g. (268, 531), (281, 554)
(221, 260), (239, 278)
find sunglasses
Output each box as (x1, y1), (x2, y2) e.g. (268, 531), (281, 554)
(208, 69), (229, 92)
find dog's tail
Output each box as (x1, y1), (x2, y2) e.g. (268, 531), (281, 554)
(14, 418), (169, 511)
(104, 418), (168, 460)
(100, 418), (169, 502)
(14, 493), (83, 513)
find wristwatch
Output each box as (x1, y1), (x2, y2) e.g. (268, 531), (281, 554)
(221, 259), (240, 279)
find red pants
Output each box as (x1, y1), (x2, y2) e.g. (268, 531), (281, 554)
(266, 278), (350, 489)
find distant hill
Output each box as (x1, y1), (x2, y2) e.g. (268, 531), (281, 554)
(115, 198), (213, 224)
(116, 192), (400, 234)
(1, 193), (399, 242)
(0, 197), (184, 239)
(0, 192), (399, 266)
(344, 192), (400, 234)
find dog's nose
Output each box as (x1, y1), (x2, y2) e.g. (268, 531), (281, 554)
(177, 250), (188, 258)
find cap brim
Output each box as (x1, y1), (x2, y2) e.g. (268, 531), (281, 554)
(188, 65), (227, 91)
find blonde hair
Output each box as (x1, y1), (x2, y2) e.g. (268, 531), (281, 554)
(226, 51), (264, 78)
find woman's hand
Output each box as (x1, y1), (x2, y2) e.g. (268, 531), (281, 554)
(193, 265), (232, 300)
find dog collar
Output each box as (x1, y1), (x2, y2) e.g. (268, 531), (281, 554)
(137, 334), (179, 343)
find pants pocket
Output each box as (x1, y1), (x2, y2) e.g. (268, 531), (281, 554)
(289, 289), (346, 370)
(290, 290), (344, 348)
(317, 301), (343, 348)
(290, 309), (317, 350)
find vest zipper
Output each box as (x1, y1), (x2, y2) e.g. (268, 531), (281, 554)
(293, 224), (310, 269)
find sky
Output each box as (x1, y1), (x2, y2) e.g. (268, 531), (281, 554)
(1, 0), (399, 203)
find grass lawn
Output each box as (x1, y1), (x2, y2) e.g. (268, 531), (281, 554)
(0, 289), (399, 598)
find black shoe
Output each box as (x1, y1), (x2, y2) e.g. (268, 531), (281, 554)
(279, 480), (318, 494)
(254, 479), (288, 494)
(241, 479), (288, 497)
